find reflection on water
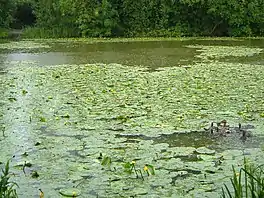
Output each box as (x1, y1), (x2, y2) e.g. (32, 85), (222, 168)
(0, 41), (198, 69)
(117, 130), (264, 152)
(153, 131), (264, 151)
(1, 39), (264, 70)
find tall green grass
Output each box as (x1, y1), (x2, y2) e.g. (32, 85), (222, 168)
(0, 29), (8, 38)
(0, 160), (18, 198)
(222, 158), (264, 198)
(22, 27), (81, 38)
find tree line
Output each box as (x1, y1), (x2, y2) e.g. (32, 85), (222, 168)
(1, 0), (264, 38)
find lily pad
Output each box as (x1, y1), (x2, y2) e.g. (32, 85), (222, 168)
(195, 147), (215, 155)
(0, 41), (50, 49)
(1, 38), (264, 198)
(59, 188), (81, 197)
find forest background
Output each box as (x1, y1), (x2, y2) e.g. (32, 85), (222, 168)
(1, 0), (264, 38)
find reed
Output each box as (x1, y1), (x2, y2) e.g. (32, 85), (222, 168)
(0, 160), (18, 198)
(222, 158), (264, 198)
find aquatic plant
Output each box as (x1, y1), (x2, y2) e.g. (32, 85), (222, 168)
(143, 164), (155, 176)
(123, 161), (142, 179)
(0, 41), (50, 50)
(59, 188), (80, 197)
(1, 125), (5, 137)
(187, 45), (263, 61)
(222, 158), (264, 198)
(39, 189), (44, 198)
(101, 156), (112, 167)
(123, 161), (155, 180)
(1, 39), (264, 197)
(0, 160), (18, 198)
(99, 153), (155, 180)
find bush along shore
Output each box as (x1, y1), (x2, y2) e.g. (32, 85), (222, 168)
(1, 0), (264, 38)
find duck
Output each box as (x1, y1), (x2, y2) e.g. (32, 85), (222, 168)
(233, 123), (241, 133)
(217, 120), (229, 128)
(238, 123), (252, 141)
(217, 120), (231, 135)
(204, 122), (217, 134)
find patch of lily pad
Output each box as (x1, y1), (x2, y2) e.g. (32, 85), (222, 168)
(0, 40), (50, 50)
(1, 39), (264, 197)
(24, 37), (194, 44)
(186, 45), (263, 61)
(23, 61), (264, 134)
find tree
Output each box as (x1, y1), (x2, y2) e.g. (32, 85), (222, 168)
(3, 0), (264, 37)
(0, 0), (16, 28)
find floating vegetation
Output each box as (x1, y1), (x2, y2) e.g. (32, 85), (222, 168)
(59, 188), (81, 197)
(3, 60), (38, 66)
(39, 189), (44, 198)
(186, 45), (263, 61)
(0, 41), (50, 50)
(23, 37), (194, 44)
(10, 61), (262, 135)
(0, 39), (264, 197)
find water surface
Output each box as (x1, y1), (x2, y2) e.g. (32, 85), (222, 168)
(0, 38), (264, 198)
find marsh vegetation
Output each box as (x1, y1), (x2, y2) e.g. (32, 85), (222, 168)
(0, 38), (264, 197)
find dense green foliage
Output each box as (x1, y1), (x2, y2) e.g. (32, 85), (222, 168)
(0, 0), (16, 37)
(0, 0), (16, 29)
(0, 160), (18, 198)
(1, 0), (264, 38)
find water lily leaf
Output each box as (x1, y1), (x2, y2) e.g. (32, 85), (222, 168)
(132, 188), (148, 195)
(22, 89), (28, 95)
(101, 156), (112, 166)
(1, 39), (264, 198)
(196, 147), (215, 155)
(144, 164), (155, 175)
(59, 188), (81, 197)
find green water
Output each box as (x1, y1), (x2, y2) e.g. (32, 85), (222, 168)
(0, 38), (264, 198)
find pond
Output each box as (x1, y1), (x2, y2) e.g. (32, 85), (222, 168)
(0, 38), (264, 197)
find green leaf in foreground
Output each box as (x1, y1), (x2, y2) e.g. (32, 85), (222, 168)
(101, 156), (112, 166)
(0, 160), (18, 198)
